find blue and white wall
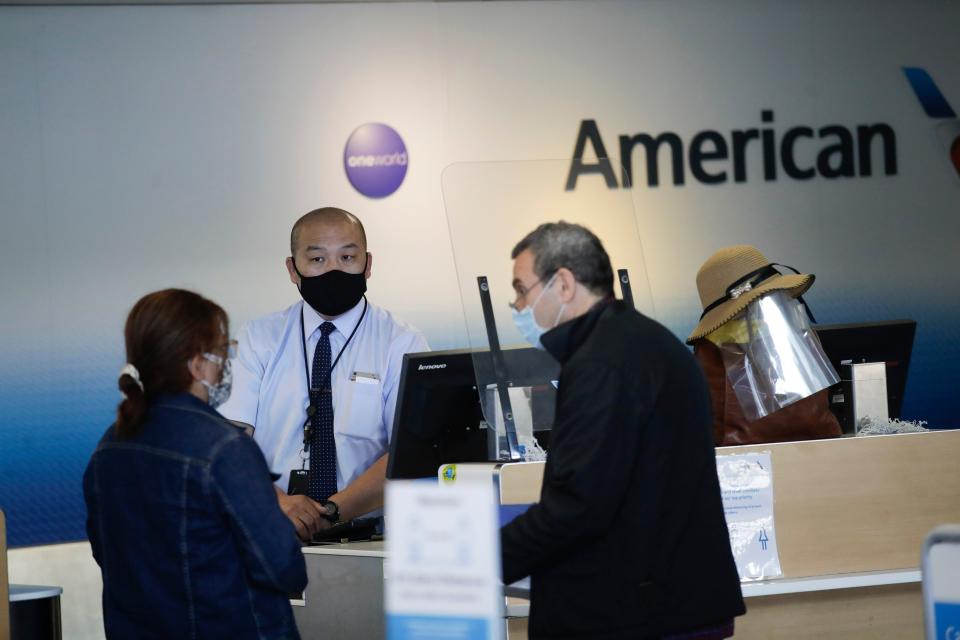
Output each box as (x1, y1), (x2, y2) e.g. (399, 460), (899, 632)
(2, 0), (958, 558)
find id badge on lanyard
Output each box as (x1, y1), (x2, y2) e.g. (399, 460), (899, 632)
(288, 468), (309, 496)
(288, 438), (310, 495)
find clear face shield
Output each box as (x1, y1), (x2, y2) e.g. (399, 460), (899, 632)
(707, 290), (839, 421)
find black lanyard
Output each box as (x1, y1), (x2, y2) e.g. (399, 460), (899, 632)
(299, 296), (368, 449)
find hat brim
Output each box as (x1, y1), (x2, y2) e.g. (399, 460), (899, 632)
(686, 273), (814, 344)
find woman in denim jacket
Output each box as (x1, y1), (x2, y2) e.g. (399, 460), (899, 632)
(83, 289), (307, 639)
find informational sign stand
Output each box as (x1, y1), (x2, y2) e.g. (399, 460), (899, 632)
(385, 481), (504, 640)
(923, 524), (960, 640)
(716, 452), (783, 580)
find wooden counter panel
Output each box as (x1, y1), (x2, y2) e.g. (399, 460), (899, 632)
(735, 582), (922, 639)
(499, 462), (545, 505)
(719, 430), (960, 577)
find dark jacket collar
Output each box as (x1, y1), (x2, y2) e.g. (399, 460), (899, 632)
(541, 297), (615, 364)
(151, 391), (218, 415)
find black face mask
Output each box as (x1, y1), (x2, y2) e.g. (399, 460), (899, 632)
(291, 256), (368, 317)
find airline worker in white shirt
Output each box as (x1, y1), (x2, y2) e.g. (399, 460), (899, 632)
(220, 207), (429, 541)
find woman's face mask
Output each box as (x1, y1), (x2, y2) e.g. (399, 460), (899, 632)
(200, 351), (233, 409)
(707, 290), (838, 420)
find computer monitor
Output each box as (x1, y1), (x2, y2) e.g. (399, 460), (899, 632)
(813, 319), (917, 431)
(386, 347), (559, 480)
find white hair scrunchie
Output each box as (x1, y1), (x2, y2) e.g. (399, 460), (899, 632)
(119, 363), (145, 394)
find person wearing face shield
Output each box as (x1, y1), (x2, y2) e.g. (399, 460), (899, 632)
(218, 207), (429, 541)
(83, 289), (307, 639)
(688, 245), (842, 446)
(500, 222), (745, 640)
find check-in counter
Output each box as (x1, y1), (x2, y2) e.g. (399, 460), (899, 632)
(294, 542), (529, 638)
(294, 429), (960, 639)
(294, 542), (386, 638)
(720, 429), (960, 639)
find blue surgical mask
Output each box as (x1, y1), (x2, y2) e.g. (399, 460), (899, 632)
(512, 306), (550, 349)
(511, 274), (566, 349)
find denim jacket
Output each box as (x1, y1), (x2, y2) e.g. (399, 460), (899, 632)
(83, 393), (307, 639)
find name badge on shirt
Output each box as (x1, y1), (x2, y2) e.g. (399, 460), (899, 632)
(351, 371), (380, 384)
(288, 469), (309, 496)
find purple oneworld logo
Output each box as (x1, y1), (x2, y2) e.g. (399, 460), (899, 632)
(343, 123), (408, 198)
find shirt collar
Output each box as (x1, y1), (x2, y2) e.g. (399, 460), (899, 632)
(302, 297), (366, 340)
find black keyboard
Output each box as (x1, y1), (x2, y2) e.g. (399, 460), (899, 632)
(310, 517), (379, 544)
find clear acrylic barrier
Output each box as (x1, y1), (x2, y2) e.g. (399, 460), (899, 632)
(441, 159), (654, 460)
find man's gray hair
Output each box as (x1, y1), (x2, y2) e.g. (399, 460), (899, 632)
(511, 221), (614, 296)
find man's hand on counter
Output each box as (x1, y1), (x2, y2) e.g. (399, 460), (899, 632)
(274, 487), (331, 541)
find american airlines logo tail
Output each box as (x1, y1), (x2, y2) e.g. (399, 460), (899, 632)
(903, 67), (960, 178)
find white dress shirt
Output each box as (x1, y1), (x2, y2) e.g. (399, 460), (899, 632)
(219, 298), (429, 495)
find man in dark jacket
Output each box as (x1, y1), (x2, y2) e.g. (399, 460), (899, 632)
(501, 222), (745, 639)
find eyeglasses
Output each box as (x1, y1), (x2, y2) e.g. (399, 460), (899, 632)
(204, 339), (238, 365)
(509, 278), (545, 311)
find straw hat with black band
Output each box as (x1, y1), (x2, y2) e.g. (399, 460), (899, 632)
(687, 245), (815, 345)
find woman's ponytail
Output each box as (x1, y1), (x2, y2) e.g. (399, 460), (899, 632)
(116, 364), (147, 439)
